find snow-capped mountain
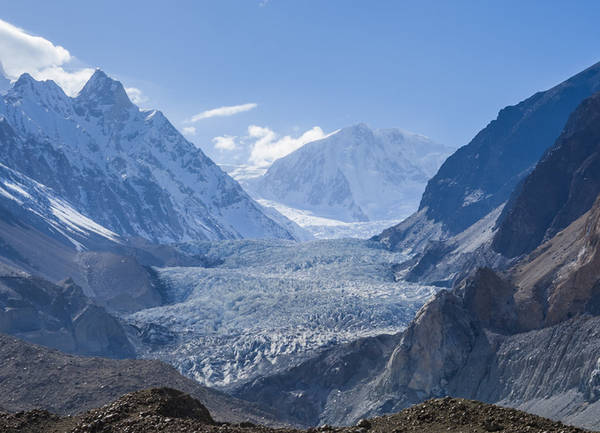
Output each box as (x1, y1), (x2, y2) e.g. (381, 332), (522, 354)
(241, 124), (452, 237)
(0, 70), (300, 243)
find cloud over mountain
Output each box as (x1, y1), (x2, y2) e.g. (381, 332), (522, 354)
(0, 18), (94, 95)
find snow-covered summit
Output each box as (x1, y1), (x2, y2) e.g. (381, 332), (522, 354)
(0, 71), (301, 243)
(244, 123), (453, 224)
(76, 69), (135, 113)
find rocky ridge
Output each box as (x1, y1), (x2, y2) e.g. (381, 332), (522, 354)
(493, 89), (600, 258)
(0, 391), (591, 433)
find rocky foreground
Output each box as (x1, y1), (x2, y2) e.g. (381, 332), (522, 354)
(0, 388), (593, 433)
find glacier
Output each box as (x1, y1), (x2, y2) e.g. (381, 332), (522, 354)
(127, 238), (438, 389)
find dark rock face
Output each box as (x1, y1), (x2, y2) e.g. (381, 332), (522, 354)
(0, 271), (134, 358)
(375, 61), (600, 251)
(234, 334), (399, 427)
(458, 268), (517, 334)
(493, 91), (600, 258)
(421, 62), (600, 234)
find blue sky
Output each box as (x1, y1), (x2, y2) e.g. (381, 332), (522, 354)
(2, 1), (600, 165)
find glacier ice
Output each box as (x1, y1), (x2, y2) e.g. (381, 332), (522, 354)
(128, 238), (438, 389)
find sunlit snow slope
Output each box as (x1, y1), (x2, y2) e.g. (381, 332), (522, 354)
(229, 124), (452, 239)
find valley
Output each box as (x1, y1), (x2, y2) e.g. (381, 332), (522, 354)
(1, 8), (600, 433)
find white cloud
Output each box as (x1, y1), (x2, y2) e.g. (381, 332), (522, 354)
(125, 87), (148, 105)
(189, 103), (257, 122)
(248, 125), (328, 166)
(210, 125), (331, 166)
(182, 126), (197, 136)
(0, 19), (94, 96)
(213, 135), (238, 150)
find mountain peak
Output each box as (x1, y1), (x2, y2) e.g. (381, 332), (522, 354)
(345, 122), (372, 134)
(13, 73), (63, 93)
(77, 69), (133, 109)
(13, 72), (35, 85)
(9, 73), (69, 108)
(334, 123), (374, 142)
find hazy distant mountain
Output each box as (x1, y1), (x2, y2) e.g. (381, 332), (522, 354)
(0, 70), (301, 243)
(240, 124), (451, 239)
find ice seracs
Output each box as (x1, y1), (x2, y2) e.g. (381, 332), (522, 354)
(128, 238), (439, 389)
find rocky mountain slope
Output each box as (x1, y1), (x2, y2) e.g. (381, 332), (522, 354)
(236, 195), (600, 429)
(396, 85), (600, 286)
(0, 390), (590, 433)
(356, 90), (600, 429)
(361, 193), (600, 428)
(493, 89), (600, 258)
(0, 70), (299, 243)
(375, 60), (600, 253)
(0, 334), (280, 426)
(0, 264), (134, 358)
(0, 163), (181, 314)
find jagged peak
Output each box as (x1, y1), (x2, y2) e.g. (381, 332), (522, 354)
(13, 72), (35, 86)
(76, 68), (133, 109)
(8, 72), (70, 106)
(12, 72), (64, 94)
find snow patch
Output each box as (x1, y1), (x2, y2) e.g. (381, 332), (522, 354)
(4, 181), (32, 199)
(48, 197), (120, 242)
(257, 198), (404, 239)
(462, 189), (487, 207)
